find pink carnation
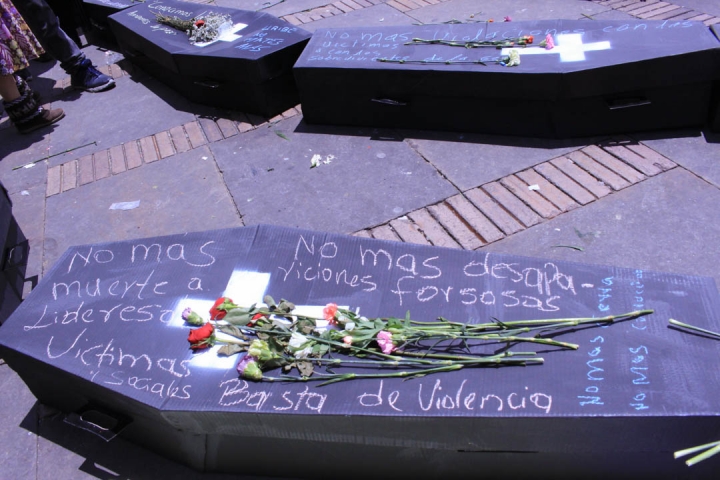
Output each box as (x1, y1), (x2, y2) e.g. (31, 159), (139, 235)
(544, 34), (555, 50)
(376, 331), (396, 354)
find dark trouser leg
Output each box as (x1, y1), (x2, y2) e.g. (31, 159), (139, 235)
(11, 0), (85, 74)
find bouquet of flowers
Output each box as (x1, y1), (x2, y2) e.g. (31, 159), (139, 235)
(182, 294), (652, 386)
(154, 11), (233, 44)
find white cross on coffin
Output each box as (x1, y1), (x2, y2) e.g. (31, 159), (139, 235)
(181, 270), (349, 369)
(501, 33), (611, 62)
(222, 270), (349, 331)
(194, 23), (248, 48)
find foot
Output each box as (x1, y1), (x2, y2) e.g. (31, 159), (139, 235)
(16, 108), (65, 134)
(71, 59), (115, 92)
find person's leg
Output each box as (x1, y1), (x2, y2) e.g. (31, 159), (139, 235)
(11, 0), (83, 72)
(0, 74), (21, 102)
(12, 0), (115, 92)
(2, 73), (64, 134)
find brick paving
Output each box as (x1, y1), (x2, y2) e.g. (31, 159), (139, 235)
(594, 0), (720, 24)
(353, 143), (677, 247)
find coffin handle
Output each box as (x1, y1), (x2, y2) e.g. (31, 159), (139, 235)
(193, 80), (221, 89)
(605, 97), (651, 110)
(63, 405), (131, 442)
(371, 98), (408, 106)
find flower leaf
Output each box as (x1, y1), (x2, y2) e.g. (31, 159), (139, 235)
(277, 299), (296, 313)
(218, 324), (245, 338)
(298, 319), (315, 335)
(267, 335), (287, 353)
(312, 343), (330, 355)
(263, 295), (277, 308)
(297, 360), (314, 377)
(223, 311), (251, 325)
(218, 344), (245, 356)
(387, 317), (403, 329)
(260, 356), (288, 370)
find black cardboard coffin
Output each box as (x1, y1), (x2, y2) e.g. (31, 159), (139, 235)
(1, 225), (720, 477)
(710, 25), (720, 132)
(81, 0), (134, 44)
(294, 19), (720, 138)
(107, 0), (311, 116)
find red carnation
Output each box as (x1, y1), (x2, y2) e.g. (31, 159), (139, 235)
(195, 19), (205, 28)
(188, 322), (215, 349)
(248, 313), (267, 327)
(210, 297), (232, 320)
(323, 303), (338, 325)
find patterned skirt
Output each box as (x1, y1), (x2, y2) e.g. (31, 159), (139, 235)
(0, 0), (44, 75)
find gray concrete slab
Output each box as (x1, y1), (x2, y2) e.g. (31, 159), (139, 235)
(482, 168), (720, 289)
(631, 130), (720, 188)
(211, 115), (457, 232)
(297, 3), (417, 32)
(0, 133), (51, 195)
(45, 74), (198, 165)
(585, 8), (638, 21)
(215, 0), (284, 10)
(5, 184), (47, 294)
(404, 131), (590, 191)
(0, 364), (296, 479)
(406, 0), (611, 24)
(264, 0), (338, 17)
(42, 146), (242, 271)
(665, 0), (720, 18)
(0, 361), (38, 479)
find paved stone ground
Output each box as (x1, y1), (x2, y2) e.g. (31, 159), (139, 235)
(1, 0), (720, 478)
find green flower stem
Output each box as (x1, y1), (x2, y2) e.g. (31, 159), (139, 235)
(678, 442), (720, 467)
(213, 330), (250, 346)
(464, 310), (654, 331)
(407, 310), (652, 333)
(410, 319), (466, 327)
(265, 364), (465, 386)
(403, 333), (578, 350)
(397, 324), (457, 330)
(300, 357), (448, 368)
(247, 309), (652, 336)
(376, 59), (492, 66)
(292, 352), (543, 368)
(404, 38), (529, 49)
(674, 440), (720, 459)
(397, 350), (538, 362)
(246, 325), (439, 365)
(669, 319), (720, 340)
